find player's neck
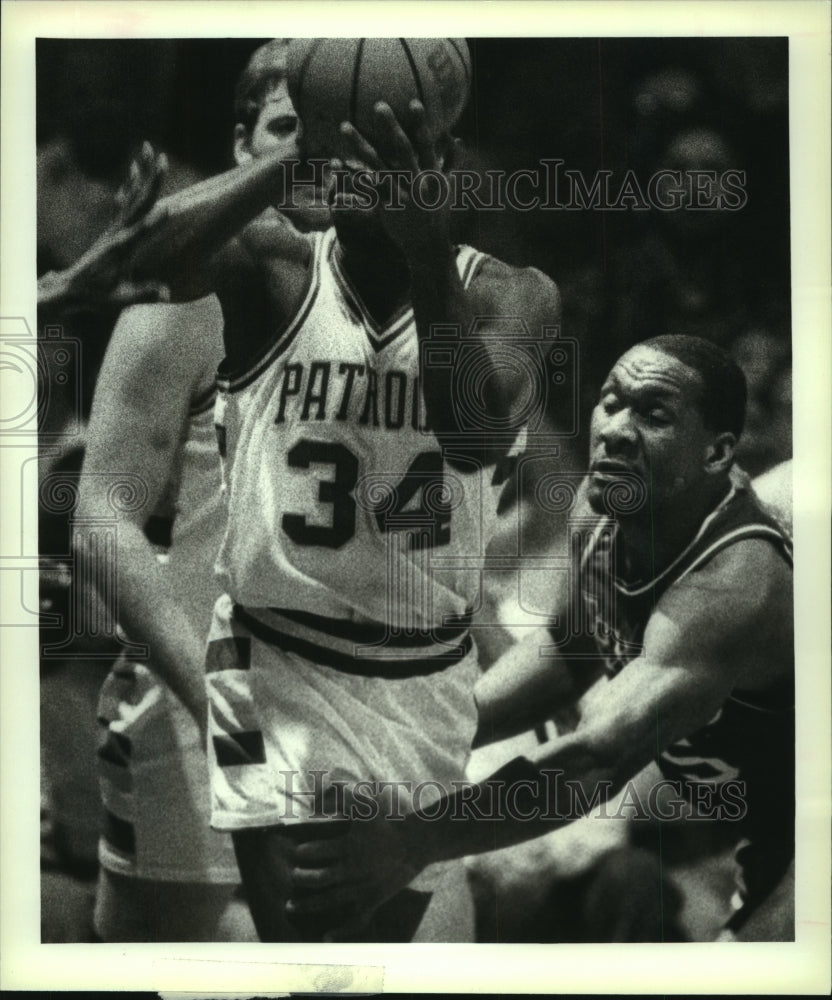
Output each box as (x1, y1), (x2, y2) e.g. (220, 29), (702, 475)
(617, 480), (731, 582)
(335, 237), (411, 324)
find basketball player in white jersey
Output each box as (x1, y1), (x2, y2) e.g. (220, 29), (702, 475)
(76, 39), (325, 941)
(288, 336), (794, 942)
(127, 43), (558, 941)
(92, 38), (560, 939)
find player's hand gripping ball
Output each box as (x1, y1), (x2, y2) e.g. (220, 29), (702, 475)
(287, 38), (471, 158)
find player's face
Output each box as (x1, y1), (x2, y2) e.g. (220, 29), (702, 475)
(327, 162), (390, 251)
(236, 80), (331, 226)
(237, 80), (300, 163)
(587, 345), (717, 516)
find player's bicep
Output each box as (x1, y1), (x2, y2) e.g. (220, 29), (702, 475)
(622, 581), (754, 733)
(470, 264), (561, 405)
(79, 303), (206, 523)
(559, 646), (731, 787)
(564, 587), (748, 782)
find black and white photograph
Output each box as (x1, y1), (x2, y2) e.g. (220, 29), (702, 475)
(1, 0), (829, 993)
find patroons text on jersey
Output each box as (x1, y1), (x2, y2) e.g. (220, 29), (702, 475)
(274, 360), (430, 431)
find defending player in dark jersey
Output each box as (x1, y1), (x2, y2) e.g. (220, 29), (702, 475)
(287, 335), (794, 942)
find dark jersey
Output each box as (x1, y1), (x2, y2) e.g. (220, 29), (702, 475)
(578, 479), (792, 783)
(575, 477), (794, 922)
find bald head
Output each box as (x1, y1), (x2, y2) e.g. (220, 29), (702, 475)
(641, 335), (747, 439)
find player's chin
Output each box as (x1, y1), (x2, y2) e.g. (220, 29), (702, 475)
(331, 198), (386, 239)
(586, 471), (636, 513)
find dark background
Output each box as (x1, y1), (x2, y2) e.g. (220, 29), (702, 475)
(37, 36), (792, 474)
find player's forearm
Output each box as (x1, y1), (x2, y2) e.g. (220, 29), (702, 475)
(74, 522), (208, 727)
(409, 248), (522, 463)
(404, 729), (619, 868)
(473, 628), (580, 748)
(128, 152), (293, 300)
(408, 246), (472, 433)
(37, 271), (73, 315)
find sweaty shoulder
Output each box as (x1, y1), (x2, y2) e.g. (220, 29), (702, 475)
(468, 256), (561, 330)
(109, 296), (224, 392)
(679, 534), (790, 596)
(753, 460), (793, 536)
(650, 536), (793, 689)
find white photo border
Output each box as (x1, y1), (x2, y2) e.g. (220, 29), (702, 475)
(1, 0), (829, 993)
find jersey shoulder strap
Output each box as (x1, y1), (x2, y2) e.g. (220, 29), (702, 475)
(455, 244), (489, 290)
(674, 481), (793, 585)
(614, 479), (792, 601)
(216, 228), (330, 393)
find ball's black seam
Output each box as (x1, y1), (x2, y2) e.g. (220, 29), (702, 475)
(447, 38), (471, 87)
(399, 38), (426, 108)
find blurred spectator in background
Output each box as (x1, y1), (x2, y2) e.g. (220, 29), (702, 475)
(38, 143), (171, 318)
(37, 99), (142, 440)
(730, 328), (792, 478)
(606, 127), (750, 354)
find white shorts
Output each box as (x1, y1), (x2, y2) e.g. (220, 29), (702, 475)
(97, 656), (239, 883)
(205, 594), (480, 831)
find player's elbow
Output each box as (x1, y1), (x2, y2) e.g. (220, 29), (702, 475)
(72, 493), (100, 540)
(73, 497), (145, 566)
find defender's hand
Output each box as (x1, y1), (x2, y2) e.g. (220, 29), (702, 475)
(39, 143), (171, 313)
(113, 140), (169, 230)
(287, 812), (423, 942)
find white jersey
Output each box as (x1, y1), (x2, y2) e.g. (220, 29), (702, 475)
(214, 228), (512, 665)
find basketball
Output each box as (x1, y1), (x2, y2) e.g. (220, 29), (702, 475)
(287, 38), (471, 156)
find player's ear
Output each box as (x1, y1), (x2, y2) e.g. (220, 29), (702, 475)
(704, 431), (736, 475)
(233, 124), (253, 166)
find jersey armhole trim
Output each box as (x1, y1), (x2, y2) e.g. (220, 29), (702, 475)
(673, 524), (794, 585)
(217, 229), (329, 394)
(189, 382), (217, 417)
(457, 245), (488, 290)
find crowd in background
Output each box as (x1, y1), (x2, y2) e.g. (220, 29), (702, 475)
(36, 36), (792, 941)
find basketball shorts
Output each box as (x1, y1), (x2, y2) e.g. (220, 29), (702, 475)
(97, 655), (239, 883)
(205, 593), (480, 836)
